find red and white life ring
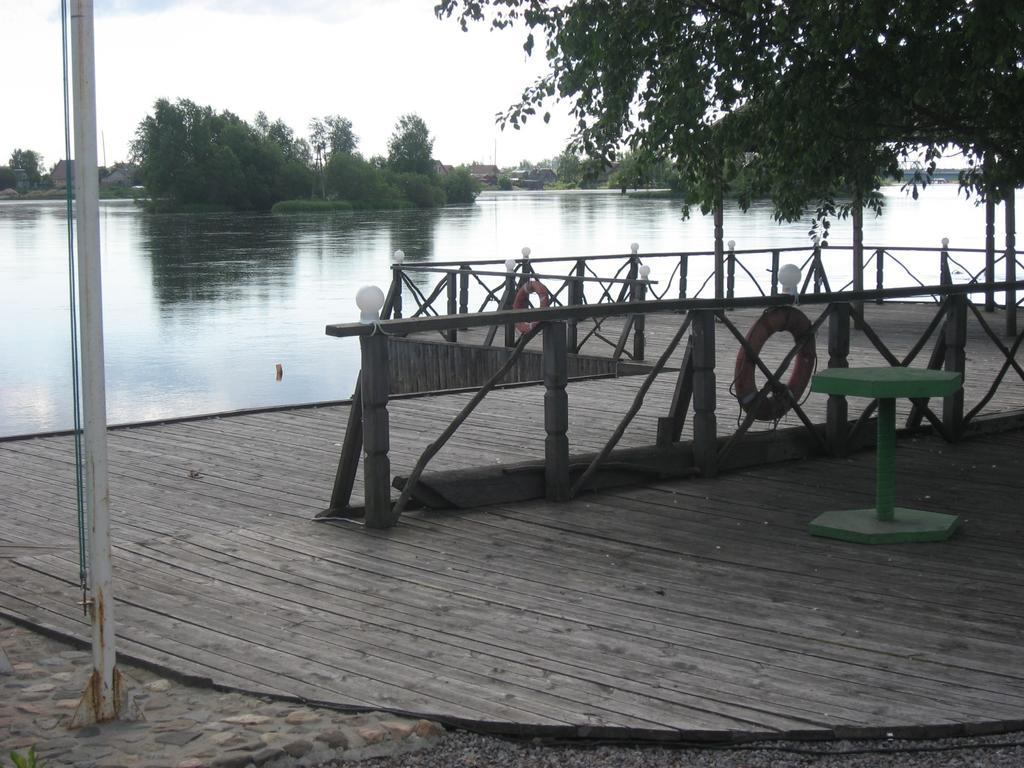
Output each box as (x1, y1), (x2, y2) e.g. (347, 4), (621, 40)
(733, 306), (816, 421)
(512, 279), (551, 333)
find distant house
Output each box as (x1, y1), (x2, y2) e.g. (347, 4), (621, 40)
(101, 166), (136, 187)
(433, 161), (454, 176)
(51, 159), (74, 188)
(469, 164), (500, 185)
(509, 167), (558, 190)
(533, 168), (557, 184)
(13, 168), (29, 191)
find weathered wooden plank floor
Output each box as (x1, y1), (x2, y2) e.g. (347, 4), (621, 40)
(2, 326), (1024, 737)
(1, 303), (1023, 738)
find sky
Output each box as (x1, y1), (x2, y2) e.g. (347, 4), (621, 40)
(1, 1), (576, 171)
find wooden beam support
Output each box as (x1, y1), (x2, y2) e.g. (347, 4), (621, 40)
(875, 249), (885, 303)
(852, 199), (864, 328)
(770, 250), (780, 297)
(446, 273), (458, 342)
(504, 272), (517, 347)
(713, 189), (724, 299)
(383, 269), (402, 320)
(322, 377), (363, 516)
(1006, 190), (1017, 338)
(567, 260), (584, 352)
(632, 279), (647, 361)
(543, 322), (570, 501)
(944, 294), (967, 441)
(826, 303), (850, 457)
(985, 196), (996, 312)
(360, 333), (397, 528)
(657, 337), (694, 447)
(691, 310), (717, 477)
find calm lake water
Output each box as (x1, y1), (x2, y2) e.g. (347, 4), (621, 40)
(1, 187), (1018, 436)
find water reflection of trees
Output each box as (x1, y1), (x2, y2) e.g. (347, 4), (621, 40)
(139, 211), (301, 307)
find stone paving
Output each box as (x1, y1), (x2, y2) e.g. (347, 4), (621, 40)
(0, 618), (445, 768)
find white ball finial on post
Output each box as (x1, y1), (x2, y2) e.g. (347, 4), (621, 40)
(630, 242), (639, 254)
(727, 240), (735, 251)
(941, 237), (950, 249)
(521, 246), (531, 259)
(639, 264), (651, 280)
(504, 258), (517, 273)
(778, 263), (802, 301)
(356, 285), (386, 325)
(392, 249), (404, 264)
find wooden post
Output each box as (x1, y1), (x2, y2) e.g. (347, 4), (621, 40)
(542, 322), (570, 501)
(713, 189), (725, 299)
(633, 277), (647, 361)
(985, 196), (996, 312)
(826, 303), (850, 457)
(679, 253), (689, 299)
(458, 264), (470, 316)
(446, 272), (457, 343)
(725, 240), (736, 300)
(1006, 190), (1017, 338)
(875, 248), (885, 304)
(504, 271), (516, 347)
(360, 333), (396, 528)
(943, 294), (967, 442)
(852, 198), (864, 329)
(939, 239), (952, 285)
(770, 250), (780, 296)
(567, 259), (584, 352)
(392, 268), (403, 319)
(812, 238), (823, 293)
(691, 310), (717, 477)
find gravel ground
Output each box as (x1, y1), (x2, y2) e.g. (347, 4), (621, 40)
(324, 729), (1024, 768)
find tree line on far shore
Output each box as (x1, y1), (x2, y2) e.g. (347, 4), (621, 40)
(128, 99), (480, 212)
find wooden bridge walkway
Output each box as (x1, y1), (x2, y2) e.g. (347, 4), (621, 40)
(1, 302), (1024, 739)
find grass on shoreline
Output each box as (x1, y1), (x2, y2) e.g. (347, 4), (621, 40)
(271, 198), (415, 214)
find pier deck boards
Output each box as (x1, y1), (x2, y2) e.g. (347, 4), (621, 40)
(1, 302), (1024, 738)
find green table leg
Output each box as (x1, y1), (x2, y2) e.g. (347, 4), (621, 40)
(876, 398), (895, 521)
(808, 395), (961, 544)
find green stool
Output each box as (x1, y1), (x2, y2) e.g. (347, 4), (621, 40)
(809, 367), (962, 544)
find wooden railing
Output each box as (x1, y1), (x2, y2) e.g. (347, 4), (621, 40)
(325, 279), (1024, 528)
(383, 241), (1023, 358)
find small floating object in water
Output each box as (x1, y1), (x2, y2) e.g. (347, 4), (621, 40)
(275, 363), (283, 380)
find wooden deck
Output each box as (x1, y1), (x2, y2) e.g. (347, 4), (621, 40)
(2, 302), (1024, 740)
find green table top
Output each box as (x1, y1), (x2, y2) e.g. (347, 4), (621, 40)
(811, 367), (962, 399)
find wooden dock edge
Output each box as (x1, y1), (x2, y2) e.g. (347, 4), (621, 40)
(3, 605), (1023, 744)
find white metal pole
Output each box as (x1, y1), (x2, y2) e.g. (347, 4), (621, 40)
(70, 0), (120, 724)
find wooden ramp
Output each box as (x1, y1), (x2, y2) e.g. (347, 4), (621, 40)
(2, 410), (1024, 739)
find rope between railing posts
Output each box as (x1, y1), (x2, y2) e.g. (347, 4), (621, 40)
(61, 0), (88, 613)
(648, 261), (682, 300)
(692, 270), (716, 298)
(732, 258), (767, 296)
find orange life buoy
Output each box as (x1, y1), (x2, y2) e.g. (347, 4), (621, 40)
(733, 307), (816, 421)
(512, 279), (551, 333)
